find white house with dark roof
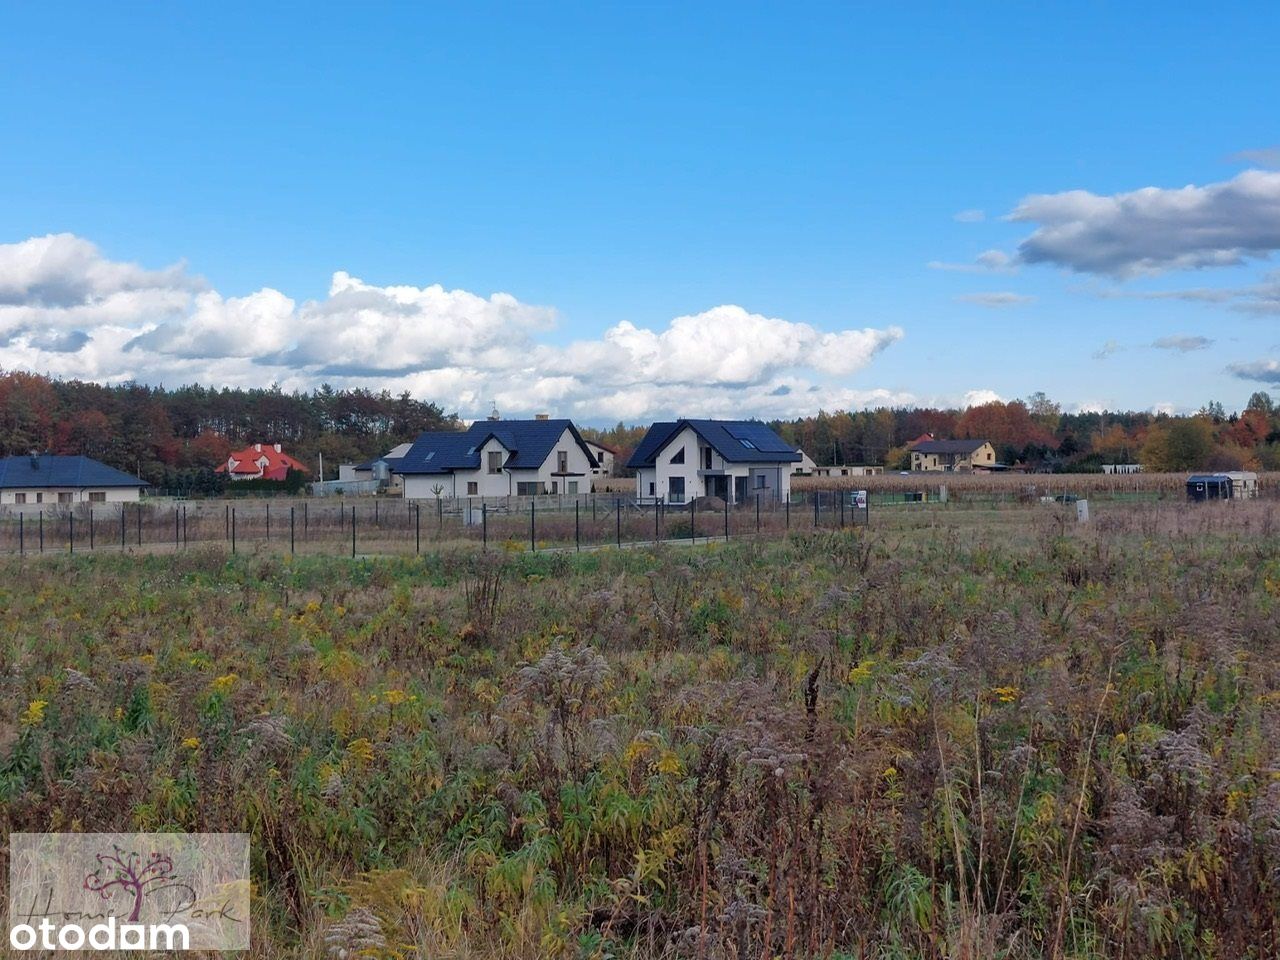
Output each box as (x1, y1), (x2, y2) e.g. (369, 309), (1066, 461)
(396, 418), (598, 498)
(0, 454), (148, 510)
(627, 420), (800, 504)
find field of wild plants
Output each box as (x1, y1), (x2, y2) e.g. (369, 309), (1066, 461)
(2, 501), (1279, 959)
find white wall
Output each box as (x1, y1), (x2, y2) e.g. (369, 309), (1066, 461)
(403, 428), (595, 498)
(1, 487), (143, 510)
(639, 426), (792, 503)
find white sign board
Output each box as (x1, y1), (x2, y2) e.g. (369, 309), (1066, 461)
(852, 490), (868, 510)
(1076, 499), (1089, 523)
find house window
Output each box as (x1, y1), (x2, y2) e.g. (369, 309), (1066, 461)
(517, 482), (541, 496)
(551, 481), (558, 494)
(89, 491), (106, 503)
(669, 477), (685, 503)
(467, 481), (478, 496)
(568, 481), (579, 494)
(648, 482), (655, 496)
(487, 451), (503, 474)
(557, 451), (568, 473)
(755, 474), (767, 489)
(14, 493), (26, 504)
(670, 448), (685, 465)
(704, 448), (713, 470)
(35, 492), (43, 504)
(58, 492), (73, 504)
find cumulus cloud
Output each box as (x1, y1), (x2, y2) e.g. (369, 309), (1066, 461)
(0, 233), (905, 421)
(1227, 359), (1280, 384)
(1152, 335), (1213, 352)
(962, 388), (1003, 407)
(1010, 169), (1280, 276)
(953, 209), (985, 223)
(955, 291), (1034, 307)
(927, 249), (1016, 273)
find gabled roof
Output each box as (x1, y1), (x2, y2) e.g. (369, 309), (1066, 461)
(0, 455), (148, 490)
(216, 444), (309, 475)
(627, 419), (801, 468)
(397, 419), (598, 475)
(912, 439), (990, 455)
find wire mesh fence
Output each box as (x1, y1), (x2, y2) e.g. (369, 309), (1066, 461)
(0, 491), (875, 558)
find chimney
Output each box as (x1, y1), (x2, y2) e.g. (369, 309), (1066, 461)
(274, 443), (282, 453)
(254, 443), (262, 452)
(535, 413), (549, 421)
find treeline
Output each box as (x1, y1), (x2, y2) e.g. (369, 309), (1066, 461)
(584, 391), (1280, 474)
(4, 369), (1278, 489)
(765, 391), (1280, 472)
(0, 370), (458, 487)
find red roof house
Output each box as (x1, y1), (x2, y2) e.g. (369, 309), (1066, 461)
(216, 443), (309, 481)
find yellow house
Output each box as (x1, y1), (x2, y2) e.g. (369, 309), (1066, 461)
(911, 439), (997, 472)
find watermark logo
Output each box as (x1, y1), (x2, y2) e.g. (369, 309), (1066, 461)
(9, 832), (249, 951)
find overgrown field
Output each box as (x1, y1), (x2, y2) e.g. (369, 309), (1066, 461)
(2, 503), (1279, 958)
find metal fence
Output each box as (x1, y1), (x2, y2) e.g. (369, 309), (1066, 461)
(0, 491), (873, 558)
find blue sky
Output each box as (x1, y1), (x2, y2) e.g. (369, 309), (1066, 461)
(1, 2), (1278, 422)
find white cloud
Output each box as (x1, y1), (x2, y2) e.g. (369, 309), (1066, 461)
(0, 233), (906, 422)
(1152, 335), (1213, 352)
(955, 291), (1034, 307)
(953, 209), (985, 223)
(1010, 169), (1280, 276)
(962, 388), (1003, 408)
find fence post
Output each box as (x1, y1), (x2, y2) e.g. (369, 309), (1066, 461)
(840, 492), (845, 528)
(351, 505), (356, 558)
(18, 512), (23, 556)
(304, 501), (309, 540)
(69, 512), (74, 554)
(290, 506), (295, 556)
(232, 508), (236, 555)
(89, 509), (94, 551)
(654, 501), (659, 544)
(690, 499), (696, 545)
(756, 493), (760, 532)
(266, 504), (270, 541)
(616, 498), (621, 547)
(120, 505), (125, 549)
(136, 504), (141, 546)
(785, 497), (790, 531)
(183, 506), (188, 548)
(530, 500), (536, 552)
(415, 502), (421, 555)
(575, 501), (580, 551)
(724, 497), (729, 542)
(814, 492), (819, 528)
(482, 502), (488, 551)
(175, 508), (180, 550)
(39, 510), (44, 553)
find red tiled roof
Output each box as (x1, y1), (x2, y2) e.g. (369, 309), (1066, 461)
(215, 444), (308, 477)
